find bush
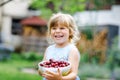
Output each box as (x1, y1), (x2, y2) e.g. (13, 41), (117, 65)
(80, 52), (89, 64)
(21, 52), (43, 61)
(114, 68), (120, 80)
(78, 64), (111, 79)
(105, 37), (120, 69)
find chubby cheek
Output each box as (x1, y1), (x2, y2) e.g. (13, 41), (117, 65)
(50, 32), (54, 38)
(51, 35), (54, 40)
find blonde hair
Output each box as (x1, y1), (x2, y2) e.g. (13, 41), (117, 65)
(47, 13), (80, 44)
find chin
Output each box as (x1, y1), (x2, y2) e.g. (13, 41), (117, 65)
(56, 42), (64, 44)
(55, 41), (64, 44)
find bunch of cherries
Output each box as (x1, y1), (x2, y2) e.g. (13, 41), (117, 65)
(39, 59), (70, 68)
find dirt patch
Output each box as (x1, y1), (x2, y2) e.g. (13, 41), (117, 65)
(21, 68), (38, 74)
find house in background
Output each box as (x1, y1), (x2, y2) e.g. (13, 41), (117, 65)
(73, 5), (120, 49)
(20, 16), (48, 53)
(0, 0), (31, 48)
(0, 0), (48, 53)
(0, 0), (120, 53)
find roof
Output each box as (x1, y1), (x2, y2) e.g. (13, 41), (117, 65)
(21, 16), (47, 26)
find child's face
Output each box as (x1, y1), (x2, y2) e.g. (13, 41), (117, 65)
(50, 25), (70, 45)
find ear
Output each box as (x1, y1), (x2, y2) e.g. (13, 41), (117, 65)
(69, 29), (74, 38)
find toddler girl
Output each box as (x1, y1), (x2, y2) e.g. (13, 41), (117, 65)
(39, 13), (80, 80)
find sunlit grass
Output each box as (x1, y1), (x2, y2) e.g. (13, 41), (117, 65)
(0, 54), (42, 80)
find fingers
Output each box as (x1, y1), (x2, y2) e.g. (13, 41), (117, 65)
(44, 68), (61, 76)
(57, 68), (62, 77)
(38, 70), (42, 76)
(43, 72), (53, 77)
(42, 72), (53, 79)
(57, 68), (61, 74)
(43, 69), (62, 80)
(45, 68), (61, 75)
(45, 70), (55, 75)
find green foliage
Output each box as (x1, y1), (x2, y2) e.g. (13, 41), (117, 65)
(0, 56), (41, 80)
(30, 0), (115, 19)
(105, 37), (120, 69)
(21, 52), (43, 61)
(81, 27), (94, 40)
(78, 64), (111, 79)
(11, 53), (23, 60)
(80, 52), (89, 64)
(114, 68), (120, 80)
(30, 0), (87, 19)
(90, 0), (115, 10)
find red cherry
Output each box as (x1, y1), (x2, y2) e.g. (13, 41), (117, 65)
(40, 64), (44, 66)
(40, 59), (70, 68)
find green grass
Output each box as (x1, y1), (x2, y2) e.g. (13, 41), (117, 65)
(78, 63), (111, 79)
(1, 53), (120, 80)
(0, 54), (42, 80)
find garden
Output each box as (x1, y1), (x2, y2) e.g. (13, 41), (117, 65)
(0, 0), (120, 80)
(0, 52), (43, 80)
(0, 26), (120, 80)
(77, 26), (120, 80)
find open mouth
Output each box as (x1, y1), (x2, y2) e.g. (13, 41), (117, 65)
(54, 35), (64, 39)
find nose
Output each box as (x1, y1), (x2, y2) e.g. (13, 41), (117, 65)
(55, 28), (60, 32)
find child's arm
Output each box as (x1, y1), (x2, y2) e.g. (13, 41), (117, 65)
(62, 47), (80, 80)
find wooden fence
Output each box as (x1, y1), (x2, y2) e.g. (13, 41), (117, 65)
(22, 36), (49, 53)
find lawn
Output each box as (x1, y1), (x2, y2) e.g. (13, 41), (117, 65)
(1, 52), (120, 80)
(0, 53), (42, 80)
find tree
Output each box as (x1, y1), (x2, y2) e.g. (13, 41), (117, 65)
(30, 0), (115, 19)
(30, 0), (86, 19)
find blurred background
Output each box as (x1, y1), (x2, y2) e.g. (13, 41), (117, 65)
(0, 0), (120, 80)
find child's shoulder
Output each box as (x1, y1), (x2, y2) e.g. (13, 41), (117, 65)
(69, 44), (77, 48)
(46, 44), (55, 49)
(69, 44), (80, 52)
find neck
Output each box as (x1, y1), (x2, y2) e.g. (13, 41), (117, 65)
(55, 42), (70, 48)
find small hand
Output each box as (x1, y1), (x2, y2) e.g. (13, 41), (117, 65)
(38, 70), (43, 76)
(42, 68), (62, 80)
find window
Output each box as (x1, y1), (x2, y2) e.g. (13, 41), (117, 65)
(12, 19), (22, 35)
